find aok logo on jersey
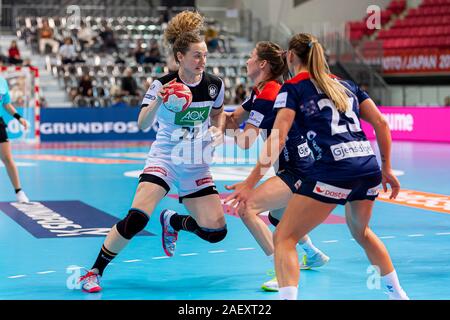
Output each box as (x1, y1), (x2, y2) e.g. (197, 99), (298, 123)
(175, 106), (210, 126)
(0, 201), (154, 238)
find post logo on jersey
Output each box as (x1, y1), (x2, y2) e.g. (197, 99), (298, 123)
(247, 110), (265, 127)
(330, 141), (374, 161)
(274, 92), (287, 109)
(175, 106), (210, 126)
(313, 181), (351, 200)
(297, 141), (312, 158)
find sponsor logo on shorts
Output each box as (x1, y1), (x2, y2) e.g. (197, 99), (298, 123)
(294, 179), (302, 190)
(0, 201), (154, 238)
(330, 140), (374, 161)
(274, 92), (287, 109)
(297, 142), (312, 158)
(313, 181), (351, 200)
(143, 166), (168, 176)
(367, 185), (380, 196)
(196, 177), (214, 186)
(247, 110), (265, 127)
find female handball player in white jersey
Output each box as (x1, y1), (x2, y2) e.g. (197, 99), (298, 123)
(79, 11), (228, 293)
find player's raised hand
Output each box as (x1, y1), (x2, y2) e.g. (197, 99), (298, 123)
(157, 78), (177, 101)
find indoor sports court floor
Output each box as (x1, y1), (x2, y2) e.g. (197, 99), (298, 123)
(0, 139), (449, 300)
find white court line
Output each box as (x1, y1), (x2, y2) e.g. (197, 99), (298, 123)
(180, 253), (199, 256)
(237, 247), (255, 251)
(436, 232), (450, 236)
(350, 238), (356, 241)
(379, 236), (396, 239)
(152, 256), (169, 260)
(208, 250), (227, 253)
(407, 234), (424, 237)
(36, 271), (56, 275)
(8, 275), (26, 279)
(322, 240), (339, 243)
(123, 259), (142, 263)
(66, 266), (83, 271)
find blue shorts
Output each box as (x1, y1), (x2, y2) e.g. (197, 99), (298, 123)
(276, 167), (305, 193)
(296, 172), (382, 205)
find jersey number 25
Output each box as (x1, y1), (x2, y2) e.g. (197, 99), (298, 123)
(317, 97), (362, 136)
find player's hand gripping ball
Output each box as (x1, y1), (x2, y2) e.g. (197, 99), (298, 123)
(162, 82), (193, 113)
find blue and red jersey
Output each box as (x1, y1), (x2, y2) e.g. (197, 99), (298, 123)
(274, 72), (380, 181)
(242, 80), (314, 173)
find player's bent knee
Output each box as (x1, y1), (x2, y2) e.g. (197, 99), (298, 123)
(195, 226), (227, 243)
(116, 209), (149, 240)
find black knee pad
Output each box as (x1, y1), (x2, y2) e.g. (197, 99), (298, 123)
(268, 212), (280, 227)
(116, 209), (149, 240)
(195, 226), (227, 243)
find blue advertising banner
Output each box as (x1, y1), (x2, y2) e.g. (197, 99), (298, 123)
(39, 107), (157, 142)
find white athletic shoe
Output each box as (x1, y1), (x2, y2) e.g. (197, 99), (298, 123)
(261, 276), (279, 292)
(79, 269), (102, 293)
(387, 289), (410, 300)
(160, 209), (178, 257)
(16, 190), (30, 203)
(299, 252), (330, 270)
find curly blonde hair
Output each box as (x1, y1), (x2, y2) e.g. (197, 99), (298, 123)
(163, 10), (205, 63)
(164, 10), (205, 45)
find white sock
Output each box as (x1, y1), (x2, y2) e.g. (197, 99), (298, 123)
(299, 236), (321, 257)
(382, 270), (409, 299)
(279, 286), (298, 300)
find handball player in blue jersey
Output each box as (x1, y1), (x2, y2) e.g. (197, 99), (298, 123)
(224, 41), (329, 292)
(226, 33), (408, 300)
(0, 76), (29, 203)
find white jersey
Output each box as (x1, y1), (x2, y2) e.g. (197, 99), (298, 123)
(141, 71), (224, 165)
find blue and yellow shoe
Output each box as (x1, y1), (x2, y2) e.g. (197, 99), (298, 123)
(299, 252), (330, 270)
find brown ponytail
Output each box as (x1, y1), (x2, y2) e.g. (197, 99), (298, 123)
(289, 33), (350, 112)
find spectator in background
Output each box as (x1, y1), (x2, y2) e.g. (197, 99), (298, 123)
(134, 40), (146, 64)
(445, 96), (450, 107)
(59, 37), (77, 64)
(145, 39), (162, 63)
(8, 41), (23, 65)
(121, 68), (139, 96)
(78, 74), (93, 97)
(77, 21), (97, 51)
(205, 25), (220, 53)
(233, 83), (247, 105)
(39, 19), (59, 54)
(110, 95), (128, 108)
(99, 22), (118, 54)
(0, 46), (7, 63)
